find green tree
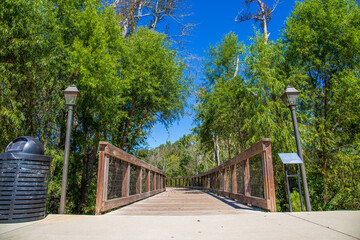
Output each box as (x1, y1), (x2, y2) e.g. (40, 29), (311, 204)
(0, 0), (63, 150)
(138, 134), (210, 178)
(284, 0), (360, 210)
(112, 28), (189, 153)
(195, 32), (247, 165)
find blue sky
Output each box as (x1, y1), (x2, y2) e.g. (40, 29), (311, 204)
(146, 0), (297, 149)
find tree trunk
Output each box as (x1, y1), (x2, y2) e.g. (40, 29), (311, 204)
(128, 107), (149, 152)
(257, 0), (269, 42)
(213, 135), (220, 166)
(121, 95), (138, 149)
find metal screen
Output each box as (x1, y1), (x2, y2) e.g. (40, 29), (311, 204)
(107, 156), (124, 200)
(249, 154), (264, 198)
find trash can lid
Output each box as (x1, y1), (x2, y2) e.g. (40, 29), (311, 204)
(5, 136), (45, 155)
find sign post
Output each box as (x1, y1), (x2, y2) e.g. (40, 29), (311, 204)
(278, 153), (304, 212)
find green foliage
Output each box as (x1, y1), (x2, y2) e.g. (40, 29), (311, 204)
(0, 0), (189, 214)
(195, 32), (247, 162)
(284, 0), (360, 210)
(112, 28), (190, 151)
(137, 134), (211, 178)
(285, 191), (302, 212)
(0, 0), (63, 149)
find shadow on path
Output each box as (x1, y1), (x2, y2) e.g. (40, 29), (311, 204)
(184, 187), (263, 211)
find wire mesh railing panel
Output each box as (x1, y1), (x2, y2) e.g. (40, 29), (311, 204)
(249, 154), (264, 199)
(219, 172), (223, 190)
(236, 162), (244, 194)
(107, 157), (124, 200)
(227, 167), (232, 192)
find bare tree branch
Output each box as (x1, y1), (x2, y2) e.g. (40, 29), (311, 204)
(235, 0), (279, 42)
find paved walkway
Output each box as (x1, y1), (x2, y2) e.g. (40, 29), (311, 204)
(1, 188), (359, 240)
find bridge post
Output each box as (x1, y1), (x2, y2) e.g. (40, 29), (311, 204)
(244, 159), (251, 196)
(223, 169), (228, 192)
(153, 173), (157, 191)
(157, 174), (160, 190)
(145, 169), (150, 192)
(95, 144), (107, 215)
(231, 164), (237, 193)
(136, 167), (142, 194)
(122, 162), (130, 197)
(262, 140), (276, 212)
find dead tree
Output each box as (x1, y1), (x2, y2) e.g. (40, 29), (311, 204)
(235, 0), (279, 42)
(113, 0), (193, 39)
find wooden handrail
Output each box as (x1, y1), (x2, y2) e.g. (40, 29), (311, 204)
(166, 139), (276, 212)
(95, 142), (166, 215)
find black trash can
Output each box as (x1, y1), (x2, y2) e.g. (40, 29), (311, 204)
(0, 137), (52, 223)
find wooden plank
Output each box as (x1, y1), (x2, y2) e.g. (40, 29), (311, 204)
(153, 172), (157, 191)
(136, 167), (142, 194)
(159, 175), (162, 189)
(145, 169), (150, 192)
(102, 189), (165, 212)
(231, 164), (237, 194)
(223, 168), (228, 192)
(244, 158), (251, 196)
(122, 162), (130, 197)
(104, 156), (109, 201)
(101, 142), (165, 176)
(95, 149), (106, 215)
(263, 143), (276, 212)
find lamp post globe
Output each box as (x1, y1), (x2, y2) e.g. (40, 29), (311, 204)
(281, 86), (311, 211)
(63, 84), (82, 106)
(60, 85), (81, 214)
(281, 86), (300, 107)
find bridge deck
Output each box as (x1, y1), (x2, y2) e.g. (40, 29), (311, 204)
(107, 187), (260, 216)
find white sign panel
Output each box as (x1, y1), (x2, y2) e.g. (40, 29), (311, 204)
(278, 153), (303, 164)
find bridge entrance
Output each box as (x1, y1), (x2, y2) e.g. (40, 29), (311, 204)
(107, 187), (260, 216)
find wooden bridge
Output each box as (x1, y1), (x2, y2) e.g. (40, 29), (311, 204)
(95, 139), (276, 215)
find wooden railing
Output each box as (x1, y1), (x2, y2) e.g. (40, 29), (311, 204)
(95, 142), (166, 215)
(166, 139), (276, 212)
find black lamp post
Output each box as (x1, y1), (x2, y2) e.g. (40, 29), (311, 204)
(281, 86), (311, 212)
(60, 85), (81, 214)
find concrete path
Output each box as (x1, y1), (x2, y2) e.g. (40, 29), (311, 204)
(1, 188), (359, 240)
